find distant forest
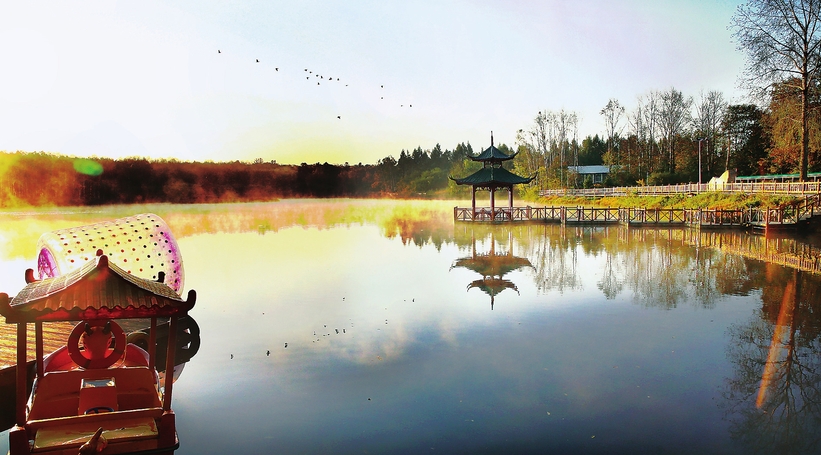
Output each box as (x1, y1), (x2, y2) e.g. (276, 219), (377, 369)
(0, 142), (531, 207)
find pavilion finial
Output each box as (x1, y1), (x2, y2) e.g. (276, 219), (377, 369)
(491, 131), (494, 147)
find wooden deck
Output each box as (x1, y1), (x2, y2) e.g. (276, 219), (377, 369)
(0, 322), (75, 371)
(454, 193), (821, 231)
(455, 206), (749, 227)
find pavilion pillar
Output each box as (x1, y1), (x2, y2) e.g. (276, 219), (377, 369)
(490, 187), (496, 221)
(508, 186), (513, 209)
(471, 187), (476, 220)
(16, 323), (26, 426)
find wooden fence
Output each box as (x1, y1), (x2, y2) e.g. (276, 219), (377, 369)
(454, 193), (821, 231)
(540, 181), (821, 197)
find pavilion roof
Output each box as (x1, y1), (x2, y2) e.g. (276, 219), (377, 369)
(450, 166), (535, 186)
(451, 253), (533, 277)
(469, 144), (517, 162)
(0, 254), (196, 323)
(467, 277), (519, 297)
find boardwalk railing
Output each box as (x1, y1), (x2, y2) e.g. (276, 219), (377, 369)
(540, 181), (821, 197)
(455, 194), (821, 230)
(620, 208), (686, 225)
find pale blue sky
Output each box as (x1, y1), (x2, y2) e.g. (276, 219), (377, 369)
(0, 0), (745, 165)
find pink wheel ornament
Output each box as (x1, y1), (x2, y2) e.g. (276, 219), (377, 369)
(36, 213), (184, 293)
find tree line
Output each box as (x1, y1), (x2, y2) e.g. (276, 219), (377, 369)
(0, 74), (811, 208)
(515, 0), (821, 188)
(514, 82), (817, 189)
(0, 143), (490, 207)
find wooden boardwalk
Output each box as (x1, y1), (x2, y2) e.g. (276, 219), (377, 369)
(540, 181), (821, 197)
(454, 193), (821, 231)
(0, 322), (74, 370)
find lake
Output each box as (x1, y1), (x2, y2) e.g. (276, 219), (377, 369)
(2, 199), (821, 454)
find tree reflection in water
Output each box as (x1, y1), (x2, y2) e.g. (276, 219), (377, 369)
(444, 221), (821, 453)
(722, 268), (821, 455)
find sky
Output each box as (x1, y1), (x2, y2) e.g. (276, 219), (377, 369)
(0, 0), (747, 166)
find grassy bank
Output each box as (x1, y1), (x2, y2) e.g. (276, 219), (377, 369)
(529, 192), (801, 210)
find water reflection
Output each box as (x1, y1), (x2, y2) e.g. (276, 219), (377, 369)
(450, 231), (533, 309)
(722, 269), (821, 455)
(5, 201), (821, 453)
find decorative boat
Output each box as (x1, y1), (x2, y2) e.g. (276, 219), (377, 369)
(0, 249), (196, 455)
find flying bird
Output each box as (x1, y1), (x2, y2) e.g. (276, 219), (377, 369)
(256, 59), (259, 62)
(218, 50), (221, 53)
(275, 68), (278, 71)
(337, 116), (341, 119)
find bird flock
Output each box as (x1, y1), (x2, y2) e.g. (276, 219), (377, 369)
(217, 48), (415, 120)
(225, 295), (417, 361)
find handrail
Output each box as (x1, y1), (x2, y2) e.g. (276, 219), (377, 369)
(455, 194), (821, 229)
(540, 181), (821, 198)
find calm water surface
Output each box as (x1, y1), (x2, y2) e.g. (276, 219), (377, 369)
(2, 199), (821, 454)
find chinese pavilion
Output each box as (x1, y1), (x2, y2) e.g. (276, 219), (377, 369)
(450, 133), (535, 221)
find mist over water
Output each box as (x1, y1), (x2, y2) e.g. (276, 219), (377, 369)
(2, 199), (820, 454)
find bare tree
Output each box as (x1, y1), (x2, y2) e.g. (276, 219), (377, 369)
(555, 110), (578, 187)
(601, 99), (625, 165)
(656, 87), (693, 174)
(629, 95), (656, 180)
(694, 90), (729, 176)
(732, 0), (821, 181)
(642, 91), (661, 175)
(517, 109), (579, 188)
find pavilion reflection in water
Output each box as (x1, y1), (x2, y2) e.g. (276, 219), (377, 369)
(451, 230), (533, 309)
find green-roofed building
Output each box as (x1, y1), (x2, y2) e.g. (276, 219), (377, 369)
(450, 133), (535, 221)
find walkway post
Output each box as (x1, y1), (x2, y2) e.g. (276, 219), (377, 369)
(698, 138), (707, 193)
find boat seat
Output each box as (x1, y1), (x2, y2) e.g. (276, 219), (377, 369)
(28, 367), (160, 420)
(31, 412), (161, 453)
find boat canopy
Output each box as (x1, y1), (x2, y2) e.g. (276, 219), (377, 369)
(0, 253), (195, 323)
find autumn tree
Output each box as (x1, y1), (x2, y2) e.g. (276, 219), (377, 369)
(732, 0), (821, 180)
(763, 78), (821, 172)
(723, 104), (769, 175)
